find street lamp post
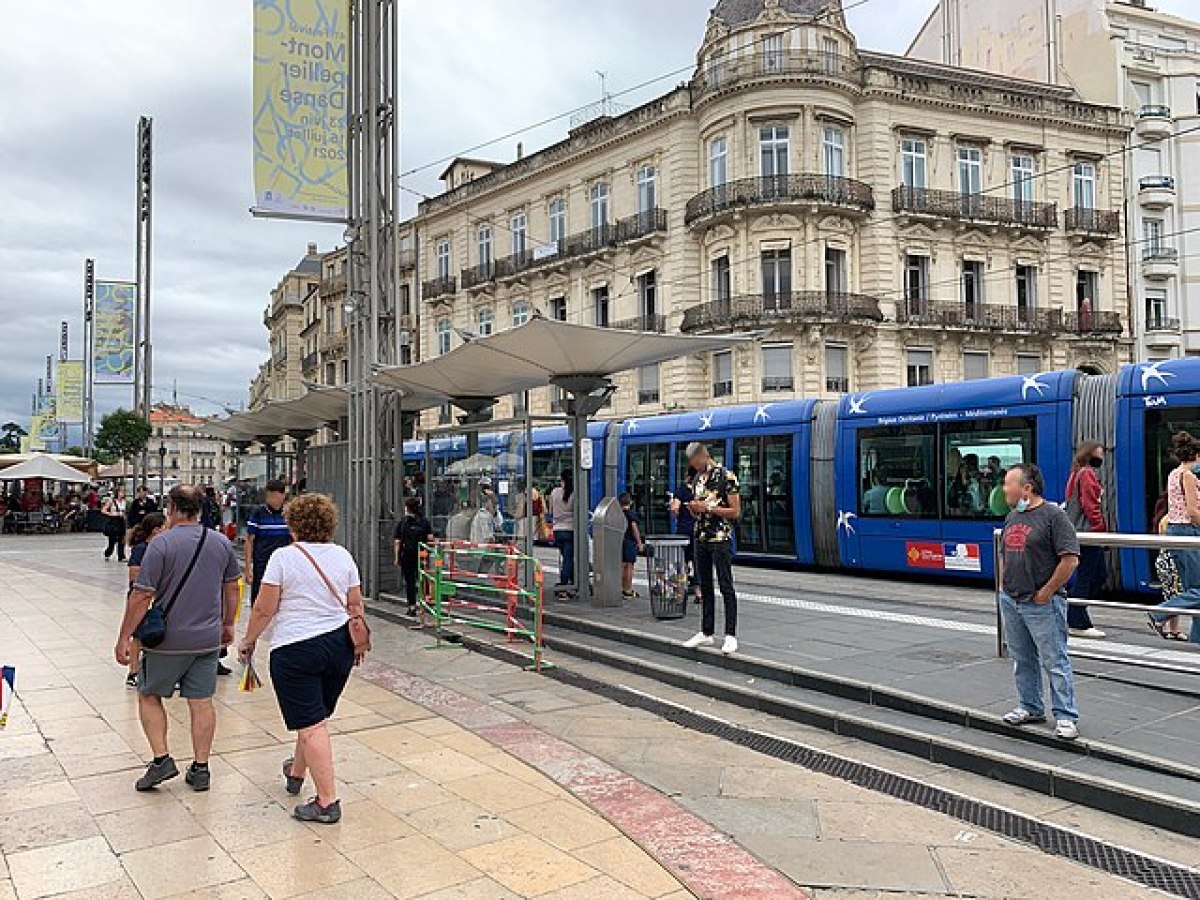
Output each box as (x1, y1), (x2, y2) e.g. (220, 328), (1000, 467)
(157, 442), (166, 500)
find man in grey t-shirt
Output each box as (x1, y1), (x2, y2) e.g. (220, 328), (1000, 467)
(998, 463), (1081, 741)
(115, 485), (241, 793)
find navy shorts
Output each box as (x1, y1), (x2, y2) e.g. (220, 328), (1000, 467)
(622, 541), (639, 564)
(269, 624), (355, 731)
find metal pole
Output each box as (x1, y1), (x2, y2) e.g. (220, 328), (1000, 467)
(141, 117), (154, 482)
(83, 260), (94, 454)
(572, 407), (590, 605)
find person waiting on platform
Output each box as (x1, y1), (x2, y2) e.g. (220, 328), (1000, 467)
(619, 492), (643, 600)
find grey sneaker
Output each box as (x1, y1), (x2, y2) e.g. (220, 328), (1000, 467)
(184, 763), (210, 792)
(1055, 720), (1080, 741)
(293, 797), (341, 824)
(1001, 707), (1046, 727)
(135, 756), (179, 791)
(282, 758), (304, 796)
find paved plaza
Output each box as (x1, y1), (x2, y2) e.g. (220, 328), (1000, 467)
(0, 535), (1194, 898)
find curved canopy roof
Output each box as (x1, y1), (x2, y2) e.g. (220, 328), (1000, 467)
(206, 386), (350, 443)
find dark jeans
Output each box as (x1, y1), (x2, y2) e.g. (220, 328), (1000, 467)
(554, 529), (574, 586)
(400, 554), (419, 608)
(104, 531), (125, 560)
(1067, 545), (1106, 630)
(696, 540), (737, 637)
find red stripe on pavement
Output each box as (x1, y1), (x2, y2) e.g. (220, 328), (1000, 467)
(358, 659), (810, 900)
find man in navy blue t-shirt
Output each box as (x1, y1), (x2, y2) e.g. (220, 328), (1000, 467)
(244, 479), (291, 603)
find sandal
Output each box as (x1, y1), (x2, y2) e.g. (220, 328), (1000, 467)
(1147, 616), (1188, 642)
(282, 757), (305, 795)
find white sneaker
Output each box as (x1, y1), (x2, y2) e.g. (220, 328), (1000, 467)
(1002, 707), (1046, 726)
(721, 636), (738, 655)
(682, 632), (714, 649)
(1055, 720), (1079, 741)
(1069, 627), (1107, 639)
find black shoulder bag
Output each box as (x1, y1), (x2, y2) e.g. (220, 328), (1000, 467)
(133, 528), (208, 649)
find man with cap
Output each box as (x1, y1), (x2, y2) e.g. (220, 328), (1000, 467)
(681, 442), (741, 655)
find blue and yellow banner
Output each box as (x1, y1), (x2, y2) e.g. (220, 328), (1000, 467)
(56, 360), (84, 422)
(252, 0), (349, 222)
(93, 281), (135, 384)
(31, 415), (62, 444)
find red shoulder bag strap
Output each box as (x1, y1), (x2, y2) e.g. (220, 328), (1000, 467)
(292, 544), (372, 656)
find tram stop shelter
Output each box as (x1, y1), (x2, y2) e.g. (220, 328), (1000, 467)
(371, 316), (750, 605)
(206, 386), (350, 478)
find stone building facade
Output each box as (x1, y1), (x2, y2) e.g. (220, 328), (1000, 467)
(398, 0), (1132, 426)
(148, 404), (231, 488)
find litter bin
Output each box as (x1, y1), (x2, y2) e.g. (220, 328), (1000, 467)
(644, 535), (691, 619)
(592, 497), (627, 608)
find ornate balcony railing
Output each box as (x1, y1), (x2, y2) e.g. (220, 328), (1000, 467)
(1139, 175), (1176, 191)
(318, 331), (346, 354)
(609, 313), (667, 333)
(461, 261), (496, 290)
(694, 50), (861, 99)
(898, 302), (1063, 333)
(301, 352), (319, 372)
(613, 208), (668, 242)
(398, 249), (416, 269)
(319, 274), (347, 294)
(1147, 315), (1181, 332)
(1065, 207), (1121, 236)
(891, 186), (1057, 229)
(680, 291), (883, 333)
(1065, 310), (1123, 335)
(421, 276), (456, 300)
(1143, 247), (1180, 264)
(1139, 104), (1172, 120)
(686, 175), (874, 226)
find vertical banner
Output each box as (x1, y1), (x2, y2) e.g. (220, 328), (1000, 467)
(30, 415), (62, 445)
(56, 361), (84, 422)
(93, 281), (136, 384)
(252, 0), (349, 222)
(0, 666), (13, 729)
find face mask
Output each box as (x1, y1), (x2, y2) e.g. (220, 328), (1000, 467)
(1088, 457), (1104, 468)
(1015, 499), (1031, 513)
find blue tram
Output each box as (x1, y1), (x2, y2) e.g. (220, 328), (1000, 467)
(400, 359), (1200, 596)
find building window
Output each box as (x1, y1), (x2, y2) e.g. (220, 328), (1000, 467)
(1011, 154), (1035, 204)
(825, 247), (847, 295)
(709, 137), (728, 188)
(477, 307), (494, 337)
(1076, 270), (1098, 324)
(511, 212), (527, 257)
(904, 254), (930, 315)
(761, 247), (792, 308)
(762, 344), (794, 393)
(637, 165), (657, 213)
(589, 183), (609, 231)
(436, 318), (451, 355)
(825, 344), (849, 393)
(823, 126), (846, 177)
(513, 391), (527, 416)
(762, 33), (784, 72)
(962, 260), (984, 315)
(957, 146), (983, 195)
(963, 351), (989, 381)
(550, 385), (565, 414)
(549, 198), (567, 244)
(438, 403), (452, 425)
(822, 36), (840, 73)
(712, 351), (733, 398)
(1146, 289), (1169, 330)
(637, 270), (658, 322)
(592, 285), (610, 327)
(906, 349), (934, 387)
(901, 137), (927, 189)
(1017, 353), (1042, 375)
(435, 239), (450, 279)
(476, 225), (492, 268)
(1016, 265), (1037, 322)
(759, 125), (789, 178)
(638, 364), (660, 405)
(1073, 162), (1097, 209)
(550, 296), (567, 321)
(712, 255), (731, 304)
(513, 300), (531, 327)
(341, 359), (350, 382)
(324, 363), (336, 386)
(399, 283), (411, 317)
(1144, 217), (1164, 253)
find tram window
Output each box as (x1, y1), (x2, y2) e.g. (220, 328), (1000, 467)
(733, 435), (795, 554)
(857, 426), (937, 518)
(1144, 407), (1200, 526)
(943, 418), (1035, 519)
(625, 443), (671, 536)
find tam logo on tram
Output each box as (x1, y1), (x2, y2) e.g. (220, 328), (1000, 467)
(401, 359), (1200, 597)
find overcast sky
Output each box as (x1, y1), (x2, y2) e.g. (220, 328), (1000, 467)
(0, 0), (1191, 431)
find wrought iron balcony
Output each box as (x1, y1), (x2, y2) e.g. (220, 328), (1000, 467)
(1144, 247), (1180, 263)
(398, 249), (416, 270)
(319, 274), (347, 294)
(1139, 104), (1172, 120)
(694, 50), (861, 100)
(460, 261), (496, 290)
(301, 352), (319, 372)
(680, 291), (883, 333)
(613, 208), (668, 242)
(318, 331), (346, 354)
(686, 175), (874, 226)
(421, 275), (456, 300)
(1140, 175), (1176, 191)
(1065, 207), (1121, 236)
(609, 313), (667, 333)
(898, 302), (1060, 333)
(1065, 310), (1123, 335)
(1147, 314), (1181, 333)
(892, 186), (1057, 229)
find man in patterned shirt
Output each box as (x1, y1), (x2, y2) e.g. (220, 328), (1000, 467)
(682, 442), (741, 655)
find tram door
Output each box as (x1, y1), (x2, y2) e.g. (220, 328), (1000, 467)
(624, 443), (672, 536)
(733, 435), (795, 555)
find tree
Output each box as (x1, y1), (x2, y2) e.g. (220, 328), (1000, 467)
(94, 409), (152, 469)
(0, 422), (26, 454)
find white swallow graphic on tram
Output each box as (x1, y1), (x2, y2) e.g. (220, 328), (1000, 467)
(848, 394), (870, 415)
(1140, 361), (1176, 391)
(837, 510), (857, 534)
(624, 419), (639, 433)
(698, 411), (714, 431)
(1021, 375), (1048, 400)
(754, 405), (771, 424)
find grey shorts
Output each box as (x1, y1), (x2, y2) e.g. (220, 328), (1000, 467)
(138, 650), (219, 699)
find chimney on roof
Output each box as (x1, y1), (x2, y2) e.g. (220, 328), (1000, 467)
(516, 142), (524, 160)
(307, 242), (318, 255)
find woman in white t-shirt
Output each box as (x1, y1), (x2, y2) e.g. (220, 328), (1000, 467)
(239, 493), (364, 825)
(548, 470), (574, 586)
